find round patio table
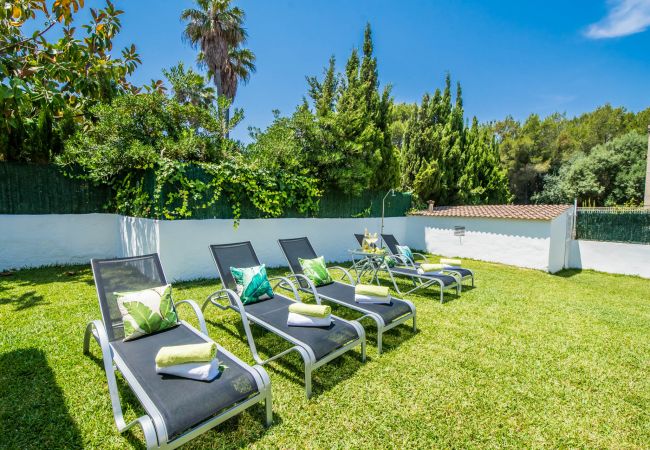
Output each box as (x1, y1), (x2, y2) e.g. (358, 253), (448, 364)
(348, 249), (388, 284)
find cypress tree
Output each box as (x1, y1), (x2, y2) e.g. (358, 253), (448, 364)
(400, 74), (510, 205)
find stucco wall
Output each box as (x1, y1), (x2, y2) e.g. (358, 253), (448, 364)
(0, 214), (119, 270)
(0, 214), (408, 277)
(3, 211), (646, 280)
(119, 216), (159, 257)
(409, 215), (554, 271)
(548, 212), (571, 273)
(568, 240), (650, 278)
(155, 216), (409, 281)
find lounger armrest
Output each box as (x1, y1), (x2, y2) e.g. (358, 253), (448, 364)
(268, 276), (301, 302)
(328, 266), (355, 285)
(203, 289), (264, 365)
(412, 252), (429, 262)
(175, 299), (209, 335)
(282, 273), (321, 305)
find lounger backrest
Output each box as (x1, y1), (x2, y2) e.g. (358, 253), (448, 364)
(381, 234), (400, 255)
(354, 234), (364, 246)
(91, 254), (167, 342)
(209, 242), (261, 292)
(277, 237), (320, 288)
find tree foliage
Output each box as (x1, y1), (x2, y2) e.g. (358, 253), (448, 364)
(56, 92), (238, 181)
(55, 91), (320, 222)
(532, 132), (647, 206)
(249, 24), (398, 195)
(493, 104), (650, 204)
(162, 62), (215, 108)
(181, 0), (256, 127)
(0, 0), (143, 162)
(398, 74), (510, 205)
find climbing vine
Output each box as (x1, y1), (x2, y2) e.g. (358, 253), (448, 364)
(111, 160), (321, 224)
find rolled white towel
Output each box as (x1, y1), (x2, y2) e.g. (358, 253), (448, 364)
(156, 359), (220, 381)
(287, 311), (332, 327)
(354, 294), (391, 304)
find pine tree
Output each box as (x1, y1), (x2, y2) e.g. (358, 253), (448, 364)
(306, 56), (338, 117)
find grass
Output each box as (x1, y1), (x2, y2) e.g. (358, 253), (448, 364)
(1, 257), (649, 449)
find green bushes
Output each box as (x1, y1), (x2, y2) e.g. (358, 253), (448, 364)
(532, 132), (647, 206)
(53, 92), (321, 222)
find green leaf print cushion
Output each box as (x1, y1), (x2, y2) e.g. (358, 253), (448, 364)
(230, 264), (274, 305)
(116, 284), (179, 341)
(299, 256), (333, 286)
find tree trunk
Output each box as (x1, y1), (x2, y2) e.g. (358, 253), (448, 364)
(212, 69), (230, 139)
(213, 69), (223, 97)
(224, 106), (230, 139)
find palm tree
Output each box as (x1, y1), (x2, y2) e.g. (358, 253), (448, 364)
(181, 0), (255, 127)
(221, 47), (256, 100)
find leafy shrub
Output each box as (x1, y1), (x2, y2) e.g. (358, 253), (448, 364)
(56, 92), (321, 222)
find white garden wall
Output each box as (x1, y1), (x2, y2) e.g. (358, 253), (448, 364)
(2, 211), (648, 280)
(0, 213), (408, 280)
(0, 214), (120, 270)
(568, 240), (650, 278)
(152, 216), (409, 281)
(408, 215), (555, 271)
(548, 211), (571, 273)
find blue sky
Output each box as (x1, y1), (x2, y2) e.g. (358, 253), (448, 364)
(46, 0), (650, 141)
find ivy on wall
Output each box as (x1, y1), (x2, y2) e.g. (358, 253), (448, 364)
(113, 160), (322, 223)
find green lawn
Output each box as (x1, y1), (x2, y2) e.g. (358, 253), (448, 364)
(1, 257), (649, 449)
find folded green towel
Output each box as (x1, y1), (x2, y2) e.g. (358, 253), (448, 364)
(354, 284), (389, 297)
(155, 342), (217, 368)
(440, 258), (462, 266)
(420, 263), (445, 272)
(288, 303), (331, 318)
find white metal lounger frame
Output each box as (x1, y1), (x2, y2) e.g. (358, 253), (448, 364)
(204, 246), (366, 399)
(277, 238), (416, 354)
(383, 263), (460, 303)
(353, 234), (462, 302)
(84, 260), (272, 450)
(378, 234), (475, 287)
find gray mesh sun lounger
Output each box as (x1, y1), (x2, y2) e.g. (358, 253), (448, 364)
(380, 233), (474, 287)
(205, 241), (366, 398)
(353, 234), (460, 302)
(278, 237), (416, 354)
(85, 254), (272, 449)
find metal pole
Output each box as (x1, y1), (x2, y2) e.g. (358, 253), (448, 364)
(381, 189), (394, 236)
(645, 125), (650, 208)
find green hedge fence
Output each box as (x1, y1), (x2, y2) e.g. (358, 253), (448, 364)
(576, 208), (650, 245)
(0, 163), (411, 218)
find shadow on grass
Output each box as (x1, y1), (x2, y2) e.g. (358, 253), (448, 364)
(0, 264), (96, 289)
(0, 348), (83, 449)
(553, 269), (584, 278)
(206, 317), (365, 398)
(0, 290), (48, 311)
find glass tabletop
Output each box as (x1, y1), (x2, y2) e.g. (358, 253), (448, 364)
(348, 249), (387, 257)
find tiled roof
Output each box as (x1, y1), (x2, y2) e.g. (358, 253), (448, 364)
(411, 204), (572, 221)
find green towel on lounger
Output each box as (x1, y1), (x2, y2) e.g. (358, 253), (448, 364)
(420, 263), (445, 272)
(440, 258), (462, 266)
(288, 303), (331, 318)
(155, 342), (217, 367)
(354, 284), (389, 297)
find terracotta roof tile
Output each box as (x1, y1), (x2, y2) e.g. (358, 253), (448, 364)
(411, 204), (572, 221)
